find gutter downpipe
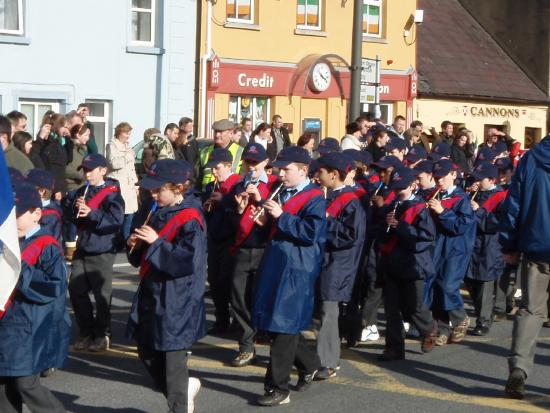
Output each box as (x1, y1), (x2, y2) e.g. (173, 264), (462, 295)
(199, 0), (213, 139)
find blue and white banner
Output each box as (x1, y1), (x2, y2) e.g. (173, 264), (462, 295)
(0, 151), (20, 311)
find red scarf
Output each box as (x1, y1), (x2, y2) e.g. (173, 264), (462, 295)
(384, 191), (396, 205)
(230, 176), (278, 254)
(86, 185), (118, 210)
(139, 208), (204, 278)
(380, 203), (425, 256)
(0, 235), (60, 320)
(481, 190), (508, 213)
(41, 208), (61, 221)
(326, 191), (358, 218)
(219, 174), (242, 195)
(269, 188), (324, 239)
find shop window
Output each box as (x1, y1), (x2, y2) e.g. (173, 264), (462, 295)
(368, 102), (392, 125)
(524, 127), (541, 149)
(297, 0), (321, 30)
(18, 99), (60, 138)
(229, 96), (270, 128)
(362, 0), (382, 38)
(85, 99), (112, 154)
(227, 0), (253, 23)
(0, 0), (23, 35)
(131, 0), (155, 46)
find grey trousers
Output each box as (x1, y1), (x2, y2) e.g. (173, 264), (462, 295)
(509, 259), (550, 376)
(0, 375), (65, 413)
(317, 301), (341, 369)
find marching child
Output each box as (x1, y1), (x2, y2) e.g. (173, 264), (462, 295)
(127, 159), (205, 413)
(227, 143), (278, 367)
(203, 148), (242, 334)
(0, 183), (70, 412)
(67, 154), (125, 352)
(466, 163), (507, 335)
(25, 168), (63, 244)
(251, 146), (325, 406)
(426, 159), (476, 345)
(414, 160), (437, 200)
(315, 152), (366, 378)
(379, 167), (436, 360)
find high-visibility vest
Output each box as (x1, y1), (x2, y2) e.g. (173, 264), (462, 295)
(199, 143), (243, 189)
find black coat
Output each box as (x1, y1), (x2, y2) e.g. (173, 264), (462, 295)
(450, 143), (475, 173)
(269, 127), (292, 158)
(31, 133), (68, 194)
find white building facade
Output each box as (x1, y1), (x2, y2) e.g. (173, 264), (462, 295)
(0, 0), (197, 150)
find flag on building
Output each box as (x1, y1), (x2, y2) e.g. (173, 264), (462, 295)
(0, 151), (21, 314)
(297, 0), (319, 27)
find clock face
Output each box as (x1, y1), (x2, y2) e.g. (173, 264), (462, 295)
(310, 62), (332, 92)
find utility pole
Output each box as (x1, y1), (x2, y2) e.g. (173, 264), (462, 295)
(349, 0), (363, 122)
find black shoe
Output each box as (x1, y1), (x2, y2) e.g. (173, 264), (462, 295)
(505, 368), (526, 399)
(40, 368), (56, 378)
(257, 390), (290, 406)
(472, 325), (490, 336)
(378, 350), (405, 361)
(314, 367), (337, 380)
(543, 320), (550, 328)
(295, 370), (317, 392)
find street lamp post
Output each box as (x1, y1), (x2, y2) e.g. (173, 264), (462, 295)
(349, 0), (363, 122)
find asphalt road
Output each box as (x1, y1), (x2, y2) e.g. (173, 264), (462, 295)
(31, 255), (550, 413)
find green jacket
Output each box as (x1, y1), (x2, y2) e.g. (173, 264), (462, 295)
(199, 142), (243, 189)
(4, 143), (33, 174)
(65, 141), (87, 191)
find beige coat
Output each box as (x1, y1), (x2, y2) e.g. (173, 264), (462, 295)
(106, 138), (138, 214)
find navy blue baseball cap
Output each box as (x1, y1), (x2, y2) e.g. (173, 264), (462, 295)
(78, 153), (109, 170)
(8, 167), (25, 185)
(385, 137), (407, 152)
(475, 146), (497, 164)
(26, 168), (55, 191)
(432, 159), (460, 178)
(413, 160), (434, 174)
(493, 140), (508, 155)
(428, 143), (451, 161)
(140, 159), (193, 190)
(318, 152), (354, 174)
(494, 157), (513, 171)
(343, 149), (373, 166)
(388, 166), (418, 190)
(13, 182), (42, 216)
(205, 148), (233, 168)
(317, 138), (340, 155)
(272, 146), (311, 167)
(470, 162), (499, 181)
(406, 146), (427, 163)
(242, 142), (268, 163)
(373, 155), (402, 170)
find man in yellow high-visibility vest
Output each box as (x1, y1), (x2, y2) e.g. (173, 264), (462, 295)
(199, 119), (243, 190)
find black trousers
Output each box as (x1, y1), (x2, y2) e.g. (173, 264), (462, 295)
(207, 239), (236, 327)
(384, 277), (434, 352)
(138, 345), (189, 413)
(0, 375), (65, 413)
(69, 252), (116, 338)
(465, 278), (494, 327)
(265, 333), (321, 395)
(361, 279), (383, 326)
(231, 248), (263, 352)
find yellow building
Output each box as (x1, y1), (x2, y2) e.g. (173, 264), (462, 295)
(197, 0), (419, 141)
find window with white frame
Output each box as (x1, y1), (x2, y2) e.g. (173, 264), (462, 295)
(18, 100), (60, 138)
(131, 0), (155, 46)
(367, 102), (392, 125)
(85, 100), (111, 154)
(227, 0), (253, 23)
(229, 96), (270, 128)
(0, 0), (24, 35)
(363, 0), (382, 38)
(296, 0), (321, 30)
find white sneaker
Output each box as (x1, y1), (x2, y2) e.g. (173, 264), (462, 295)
(360, 325), (380, 342)
(188, 377), (201, 413)
(514, 289), (522, 299)
(403, 322), (410, 333)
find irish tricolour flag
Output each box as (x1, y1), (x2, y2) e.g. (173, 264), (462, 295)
(297, 0), (319, 26)
(0, 151), (20, 315)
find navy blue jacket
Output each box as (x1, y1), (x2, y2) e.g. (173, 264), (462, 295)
(499, 136), (550, 262)
(126, 194), (207, 351)
(40, 201), (63, 244)
(380, 197), (436, 280)
(320, 187), (366, 302)
(424, 187), (476, 311)
(66, 178), (125, 254)
(365, 186), (394, 282)
(203, 175), (241, 244)
(0, 229), (71, 376)
(467, 188), (506, 281)
(252, 184), (326, 334)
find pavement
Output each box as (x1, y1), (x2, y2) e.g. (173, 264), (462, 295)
(32, 255), (550, 413)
